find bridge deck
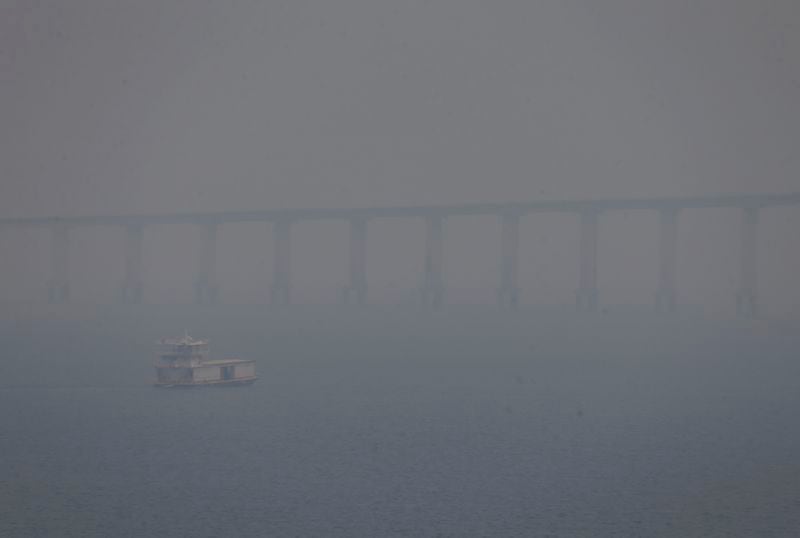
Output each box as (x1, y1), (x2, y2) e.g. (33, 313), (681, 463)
(2, 192), (800, 227)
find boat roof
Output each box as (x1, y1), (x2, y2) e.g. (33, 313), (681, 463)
(154, 359), (253, 368)
(201, 359), (254, 366)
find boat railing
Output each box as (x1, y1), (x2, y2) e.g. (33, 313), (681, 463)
(158, 344), (209, 356)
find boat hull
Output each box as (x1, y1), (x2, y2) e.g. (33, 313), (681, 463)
(154, 376), (257, 388)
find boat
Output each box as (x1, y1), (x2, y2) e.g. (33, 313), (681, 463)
(154, 332), (256, 388)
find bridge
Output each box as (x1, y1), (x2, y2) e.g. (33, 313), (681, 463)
(3, 192), (800, 316)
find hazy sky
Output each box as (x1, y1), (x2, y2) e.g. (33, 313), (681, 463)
(2, 1), (800, 314)
(4, 0), (799, 217)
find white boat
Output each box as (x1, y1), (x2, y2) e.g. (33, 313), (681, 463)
(154, 332), (256, 388)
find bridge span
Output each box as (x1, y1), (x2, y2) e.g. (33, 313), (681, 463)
(3, 192), (799, 316)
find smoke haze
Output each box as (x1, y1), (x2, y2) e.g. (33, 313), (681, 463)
(3, 2), (800, 537)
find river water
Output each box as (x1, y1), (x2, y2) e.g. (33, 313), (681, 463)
(1, 309), (799, 537)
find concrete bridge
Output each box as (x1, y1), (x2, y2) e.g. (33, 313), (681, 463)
(3, 192), (800, 316)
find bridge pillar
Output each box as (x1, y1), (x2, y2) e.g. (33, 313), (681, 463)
(48, 223), (70, 304)
(655, 208), (679, 312)
(421, 215), (444, 308)
(736, 207), (759, 318)
(342, 217), (368, 305)
(497, 213), (521, 309)
(271, 219), (292, 306)
(576, 209), (599, 312)
(194, 222), (219, 305)
(120, 224), (144, 304)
